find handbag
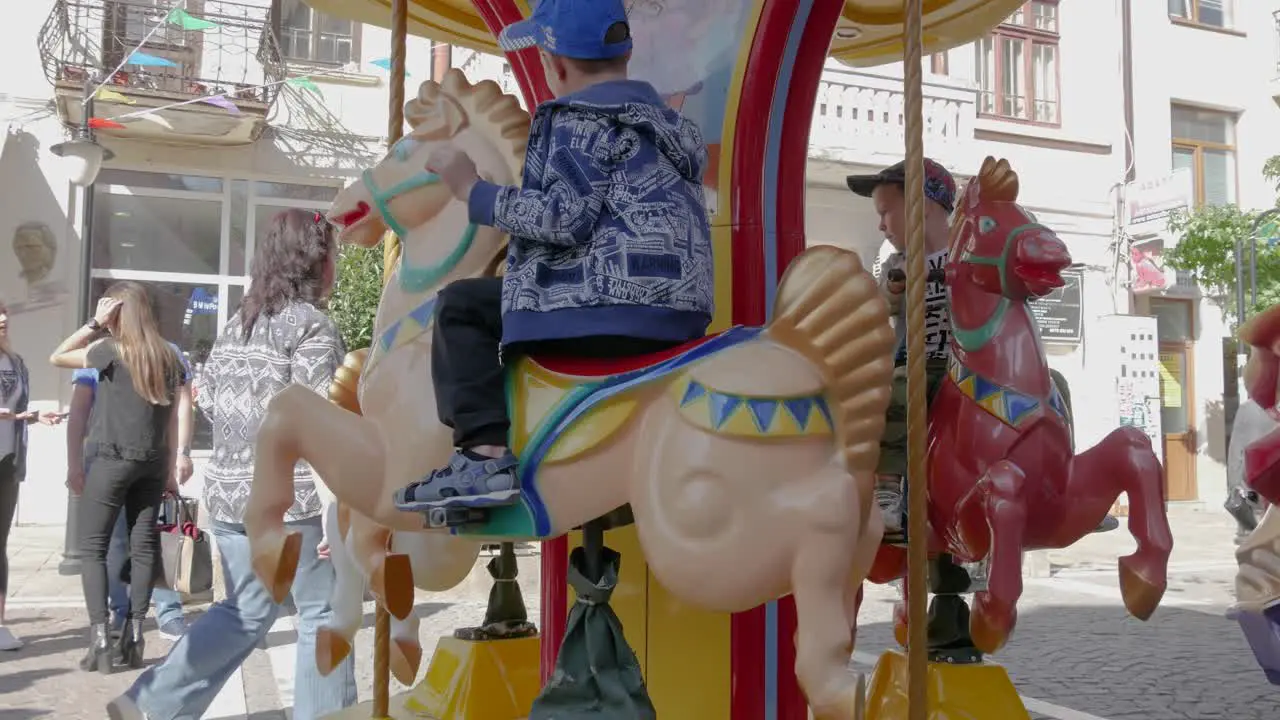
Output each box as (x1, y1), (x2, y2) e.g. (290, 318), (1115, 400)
(157, 495), (214, 596)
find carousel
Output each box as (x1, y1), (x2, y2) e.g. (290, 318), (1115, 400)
(240, 1), (1195, 718)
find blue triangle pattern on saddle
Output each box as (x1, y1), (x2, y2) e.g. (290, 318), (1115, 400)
(515, 326), (765, 536)
(783, 397), (814, 428)
(746, 397), (779, 433)
(680, 380), (708, 406)
(708, 393), (744, 429)
(947, 356), (1068, 429)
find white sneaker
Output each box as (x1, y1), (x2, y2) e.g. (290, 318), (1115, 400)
(0, 625), (22, 651)
(875, 488), (904, 533)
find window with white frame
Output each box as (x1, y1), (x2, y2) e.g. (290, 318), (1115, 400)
(277, 0), (360, 66)
(1169, 0), (1234, 30)
(975, 0), (1060, 125)
(90, 169), (339, 451)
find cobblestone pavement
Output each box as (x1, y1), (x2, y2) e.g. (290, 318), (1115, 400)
(3, 506), (1275, 719)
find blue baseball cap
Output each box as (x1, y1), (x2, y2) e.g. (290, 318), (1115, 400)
(498, 0), (632, 61)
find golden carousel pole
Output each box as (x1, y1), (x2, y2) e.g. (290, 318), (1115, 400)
(370, 1), (408, 717)
(901, 0), (928, 719)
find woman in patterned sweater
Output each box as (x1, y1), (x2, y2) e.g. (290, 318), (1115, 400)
(109, 209), (356, 720)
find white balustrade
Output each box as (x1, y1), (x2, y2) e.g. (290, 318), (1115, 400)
(810, 69), (976, 167)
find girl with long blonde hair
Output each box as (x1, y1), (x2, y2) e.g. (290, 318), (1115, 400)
(51, 281), (185, 673)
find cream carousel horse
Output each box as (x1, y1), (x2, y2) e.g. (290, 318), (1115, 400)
(246, 69), (896, 718)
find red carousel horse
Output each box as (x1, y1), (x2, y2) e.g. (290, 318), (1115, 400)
(861, 157), (1174, 654)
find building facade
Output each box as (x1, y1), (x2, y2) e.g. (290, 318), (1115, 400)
(4, 0), (1276, 525)
(3, 0), (436, 524)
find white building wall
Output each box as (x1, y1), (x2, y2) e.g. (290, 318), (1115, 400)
(1125, 0), (1280, 508)
(2, 2), (434, 525)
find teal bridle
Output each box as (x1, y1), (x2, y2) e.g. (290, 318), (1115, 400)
(360, 165), (479, 293)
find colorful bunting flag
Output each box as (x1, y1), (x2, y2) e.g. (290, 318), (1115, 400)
(127, 51), (178, 68)
(137, 113), (173, 130)
(286, 77), (322, 95)
(369, 58), (410, 76)
(95, 88), (134, 105)
(166, 8), (220, 31)
(199, 94), (240, 114)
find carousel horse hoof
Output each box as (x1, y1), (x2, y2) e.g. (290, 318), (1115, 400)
(391, 637), (424, 686)
(371, 552), (415, 620)
(252, 530), (302, 605)
(315, 626), (352, 676)
(425, 505), (492, 529)
(969, 597), (1016, 654)
(1118, 555), (1166, 621)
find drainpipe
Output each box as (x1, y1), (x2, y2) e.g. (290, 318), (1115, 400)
(431, 41), (450, 83)
(1117, 0), (1137, 316)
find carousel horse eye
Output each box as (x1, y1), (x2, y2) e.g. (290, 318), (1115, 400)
(979, 216), (997, 234)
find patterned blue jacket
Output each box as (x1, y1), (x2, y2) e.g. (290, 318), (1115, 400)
(468, 80), (714, 347)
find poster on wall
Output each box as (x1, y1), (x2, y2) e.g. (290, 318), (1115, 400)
(1116, 377), (1163, 466)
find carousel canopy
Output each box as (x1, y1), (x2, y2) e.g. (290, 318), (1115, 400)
(307, 0), (1027, 67)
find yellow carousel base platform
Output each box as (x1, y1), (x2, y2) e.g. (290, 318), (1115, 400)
(321, 635), (541, 720)
(865, 650), (1030, 720)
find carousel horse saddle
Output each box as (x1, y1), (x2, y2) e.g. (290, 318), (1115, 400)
(444, 326), (764, 539)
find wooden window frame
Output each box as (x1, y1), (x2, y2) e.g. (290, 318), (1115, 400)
(930, 52), (949, 76)
(1171, 106), (1238, 208)
(976, 1), (1062, 127)
(273, 0), (361, 67)
(1169, 0), (1235, 32)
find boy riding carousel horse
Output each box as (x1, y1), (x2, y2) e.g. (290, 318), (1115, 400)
(393, 0), (715, 514)
(847, 158), (956, 544)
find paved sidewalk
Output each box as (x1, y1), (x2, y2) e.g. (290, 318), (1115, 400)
(1, 504), (1268, 719)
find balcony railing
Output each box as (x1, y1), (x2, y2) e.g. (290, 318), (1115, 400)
(810, 69), (976, 167)
(38, 0), (285, 107)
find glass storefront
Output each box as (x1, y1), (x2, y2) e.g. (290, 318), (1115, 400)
(89, 169), (340, 451)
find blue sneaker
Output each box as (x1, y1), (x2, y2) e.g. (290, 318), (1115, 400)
(158, 618), (186, 642)
(394, 450), (520, 512)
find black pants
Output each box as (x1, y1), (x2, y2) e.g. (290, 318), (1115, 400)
(433, 278), (677, 449)
(0, 454), (18, 599)
(79, 455), (166, 625)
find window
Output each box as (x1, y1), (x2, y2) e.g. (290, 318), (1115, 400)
(1169, 0), (1233, 29)
(1171, 105), (1236, 206)
(89, 169), (339, 451)
(975, 1), (1060, 125)
(930, 52), (949, 76)
(277, 0), (359, 66)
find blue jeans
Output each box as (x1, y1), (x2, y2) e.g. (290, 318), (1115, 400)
(126, 516), (356, 720)
(107, 511), (183, 628)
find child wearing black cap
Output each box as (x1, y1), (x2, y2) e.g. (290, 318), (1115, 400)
(846, 158), (957, 543)
(394, 0), (715, 513)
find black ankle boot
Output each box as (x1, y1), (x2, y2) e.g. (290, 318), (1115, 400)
(116, 619), (145, 669)
(80, 623), (113, 674)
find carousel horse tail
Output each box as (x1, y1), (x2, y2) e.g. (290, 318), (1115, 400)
(768, 246), (897, 527)
(328, 348), (368, 414)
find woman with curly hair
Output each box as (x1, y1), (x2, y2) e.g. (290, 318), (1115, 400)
(50, 282), (186, 671)
(109, 209), (356, 720)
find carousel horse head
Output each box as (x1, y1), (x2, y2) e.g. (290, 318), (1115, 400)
(949, 156), (1072, 302)
(328, 69), (530, 281)
(1241, 304), (1280, 417)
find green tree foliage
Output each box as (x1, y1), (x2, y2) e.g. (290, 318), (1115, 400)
(328, 242), (384, 351)
(1164, 207), (1280, 321)
(1162, 161), (1280, 323)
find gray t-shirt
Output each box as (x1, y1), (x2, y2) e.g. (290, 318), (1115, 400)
(0, 354), (19, 459)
